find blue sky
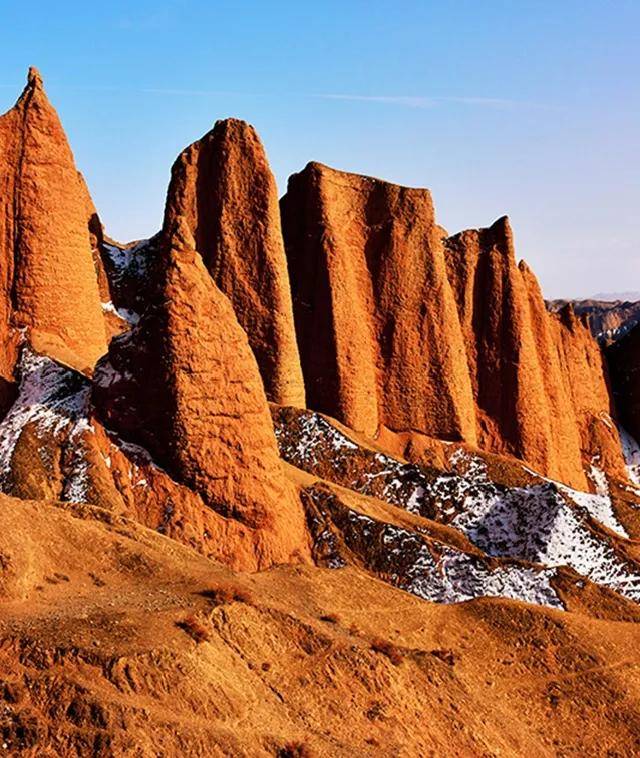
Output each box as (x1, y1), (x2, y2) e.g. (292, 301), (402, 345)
(0, 0), (638, 298)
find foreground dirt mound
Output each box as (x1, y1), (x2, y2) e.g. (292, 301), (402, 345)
(164, 118), (305, 407)
(1, 496), (639, 757)
(0, 68), (106, 380)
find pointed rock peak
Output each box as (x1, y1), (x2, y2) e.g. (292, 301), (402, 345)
(213, 117), (255, 135)
(488, 215), (514, 249)
(491, 214), (511, 232)
(518, 259), (542, 283)
(558, 302), (579, 329)
(27, 66), (43, 88)
(15, 67), (47, 108)
(446, 215), (513, 259)
(518, 259), (546, 298)
(205, 117), (271, 169)
(93, 237), (307, 539)
(303, 160), (331, 175)
(162, 115), (306, 407)
(0, 62), (107, 375)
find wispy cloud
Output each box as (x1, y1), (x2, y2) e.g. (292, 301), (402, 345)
(140, 87), (265, 97)
(317, 94), (439, 108)
(0, 82), (554, 112)
(315, 93), (552, 110)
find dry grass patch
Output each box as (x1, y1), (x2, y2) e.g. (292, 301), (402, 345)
(200, 584), (254, 606)
(370, 637), (404, 666)
(278, 742), (313, 758)
(177, 614), (211, 644)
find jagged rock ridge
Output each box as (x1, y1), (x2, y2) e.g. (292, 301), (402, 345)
(282, 170), (628, 491)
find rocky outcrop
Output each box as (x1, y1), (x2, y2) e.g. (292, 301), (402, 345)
(0, 68), (106, 379)
(445, 219), (626, 489)
(281, 165), (626, 490)
(552, 304), (627, 481)
(163, 118), (305, 407)
(93, 237), (309, 564)
(445, 219), (560, 469)
(608, 323), (640, 444)
(281, 162), (476, 443)
(444, 220), (589, 487)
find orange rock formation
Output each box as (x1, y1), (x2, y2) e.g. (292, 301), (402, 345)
(446, 221), (626, 488)
(93, 237), (308, 560)
(282, 167), (626, 489)
(163, 118), (305, 407)
(0, 68), (639, 755)
(281, 161), (477, 443)
(0, 68), (106, 377)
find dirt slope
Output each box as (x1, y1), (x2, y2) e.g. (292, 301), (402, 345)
(1, 496), (639, 757)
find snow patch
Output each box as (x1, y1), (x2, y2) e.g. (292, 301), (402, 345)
(0, 349), (90, 482)
(429, 452), (640, 601)
(101, 300), (140, 326)
(281, 410), (640, 604)
(309, 490), (563, 609)
(618, 425), (640, 487)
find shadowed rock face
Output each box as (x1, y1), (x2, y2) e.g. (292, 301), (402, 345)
(163, 118), (305, 408)
(281, 161), (477, 444)
(608, 323), (640, 443)
(0, 68), (106, 380)
(444, 219), (587, 487)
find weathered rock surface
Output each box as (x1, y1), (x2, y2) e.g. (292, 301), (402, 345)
(163, 118), (305, 407)
(444, 219), (625, 489)
(281, 161), (476, 442)
(0, 68), (106, 378)
(93, 238), (309, 566)
(281, 164), (627, 490)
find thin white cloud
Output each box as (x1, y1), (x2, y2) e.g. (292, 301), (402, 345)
(0, 82), (552, 112)
(316, 93), (552, 110)
(317, 94), (439, 108)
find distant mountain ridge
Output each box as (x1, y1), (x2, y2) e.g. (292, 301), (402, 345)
(547, 297), (640, 345)
(592, 291), (640, 302)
